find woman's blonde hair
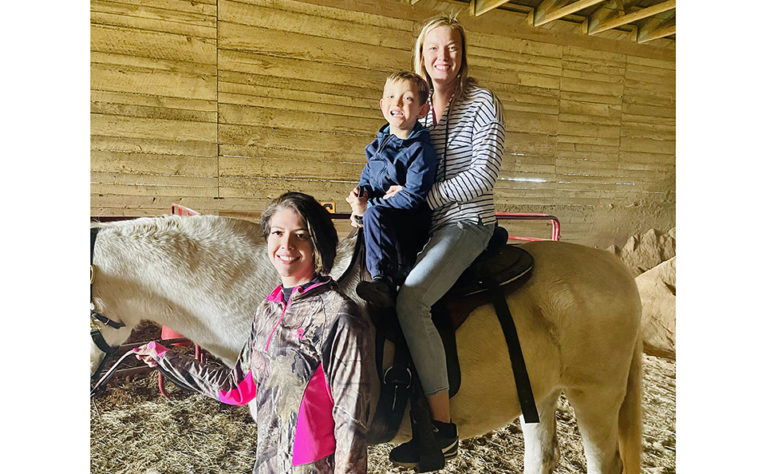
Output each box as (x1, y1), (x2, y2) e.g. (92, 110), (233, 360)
(413, 15), (476, 102)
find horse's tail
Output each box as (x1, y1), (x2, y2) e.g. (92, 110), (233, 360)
(618, 336), (643, 474)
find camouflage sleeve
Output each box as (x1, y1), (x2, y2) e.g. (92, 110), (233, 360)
(154, 318), (257, 405)
(322, 298), (378, 474)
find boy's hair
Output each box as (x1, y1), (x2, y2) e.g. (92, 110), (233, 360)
(412, 15), (476, 102)
(386, 71), (430, 106)
(261, 192), (338, 275)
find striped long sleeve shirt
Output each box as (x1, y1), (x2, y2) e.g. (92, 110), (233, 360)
(422, 84), (505, 232)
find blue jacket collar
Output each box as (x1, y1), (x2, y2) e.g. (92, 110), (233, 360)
(376, 121), (427, 144)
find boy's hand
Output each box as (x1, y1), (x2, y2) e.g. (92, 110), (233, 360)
(346, 188), (368, 215)
(350, 213), (364, 228)
(383, 185), (403, 199)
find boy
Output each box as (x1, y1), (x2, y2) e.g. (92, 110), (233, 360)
(347, 71), (437, 307)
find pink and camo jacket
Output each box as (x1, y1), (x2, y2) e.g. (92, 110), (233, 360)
(152, 277), (377, 473)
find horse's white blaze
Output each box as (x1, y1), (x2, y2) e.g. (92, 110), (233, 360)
(91, 216), (642, 474)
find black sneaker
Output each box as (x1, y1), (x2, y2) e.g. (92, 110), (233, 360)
(389, 420), (459, 469)
(356, 276), (396, 308)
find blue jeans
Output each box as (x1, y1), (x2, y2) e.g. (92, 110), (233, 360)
(395, 219), (494, 396)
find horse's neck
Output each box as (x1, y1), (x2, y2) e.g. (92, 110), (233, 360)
(93, 216), (278, 363)
(333, 231), (366, 307)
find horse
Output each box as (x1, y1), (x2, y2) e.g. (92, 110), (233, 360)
(90, 215), (643, 474)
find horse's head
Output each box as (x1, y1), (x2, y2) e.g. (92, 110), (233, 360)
(90, 225), (135, 378)
(89, 215), (286, 376)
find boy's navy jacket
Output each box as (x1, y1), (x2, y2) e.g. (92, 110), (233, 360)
(358, 121), (437, 211)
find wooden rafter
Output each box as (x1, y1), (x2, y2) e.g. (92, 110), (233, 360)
(532, 0), (607, 27)
(471, 0), (511, 17)
(466, 0), (676, 44)
(638, 22), (675, 43)
(588, 0), (676, 35)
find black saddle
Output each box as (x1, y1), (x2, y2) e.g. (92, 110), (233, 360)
(361, 225), (537, 446)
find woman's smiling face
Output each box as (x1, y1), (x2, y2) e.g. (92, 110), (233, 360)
(422, 25), (463, 87)
(267, 207), (316, 287)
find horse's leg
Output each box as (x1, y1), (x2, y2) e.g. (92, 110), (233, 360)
(520, 389), (560, 474)
(565, 387), (624, 474)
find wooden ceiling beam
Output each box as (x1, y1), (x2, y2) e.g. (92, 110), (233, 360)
(588, 0), (676, 35)
(471, 0), (511, 17)
(531, 0), (607, 26)
(638, 22), (675, 43)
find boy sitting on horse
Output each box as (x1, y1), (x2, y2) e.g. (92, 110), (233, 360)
(347, 71), (437, 308)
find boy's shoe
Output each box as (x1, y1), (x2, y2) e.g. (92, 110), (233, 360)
(356, 276), (396, 308)
(389, 420), (459, 468)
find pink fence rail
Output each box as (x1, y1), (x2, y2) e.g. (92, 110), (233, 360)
(495, 212), (560, 241)
(330, 211), (560, 242)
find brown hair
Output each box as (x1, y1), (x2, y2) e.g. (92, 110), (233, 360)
(261, 192), (338, 275)
(385, 71), (430, 106)
(412, 15), (476, 102)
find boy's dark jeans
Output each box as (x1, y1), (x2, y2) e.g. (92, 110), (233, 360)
(363, 206), (430, 285)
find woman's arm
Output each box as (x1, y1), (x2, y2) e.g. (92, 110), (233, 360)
(134, 322), (257, 405)
(323, 301), (378, 473)
(426, 94), (505, 210)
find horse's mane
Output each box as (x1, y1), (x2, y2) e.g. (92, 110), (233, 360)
(95, 215), (259, 240)
(95, 216), (364, 287)
(331, 229), (371, 302)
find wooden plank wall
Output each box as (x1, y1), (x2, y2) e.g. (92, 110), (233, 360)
(91, 0), (219, 215)
(91, 0), (675, 247)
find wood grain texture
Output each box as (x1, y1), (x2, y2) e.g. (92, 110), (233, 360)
(90, 0), (675, 247)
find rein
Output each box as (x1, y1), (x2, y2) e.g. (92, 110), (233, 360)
(90, 350), (135, 397)
(90, 337), (195, 398)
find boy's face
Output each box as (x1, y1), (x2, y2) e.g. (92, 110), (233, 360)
(379, 79), (430, 135)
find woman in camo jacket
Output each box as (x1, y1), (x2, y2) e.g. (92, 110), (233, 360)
(134, 192), (378, 473)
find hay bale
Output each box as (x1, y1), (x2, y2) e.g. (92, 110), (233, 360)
(607, 228), (676, 277)
(636, 257), (676, 359)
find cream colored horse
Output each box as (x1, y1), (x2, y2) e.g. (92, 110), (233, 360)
(90, 215), (642, 474)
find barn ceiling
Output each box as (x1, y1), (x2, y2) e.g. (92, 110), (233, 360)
(423, 0), (676, 44)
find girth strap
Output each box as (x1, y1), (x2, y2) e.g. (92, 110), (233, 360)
(484, 277), (539, 423)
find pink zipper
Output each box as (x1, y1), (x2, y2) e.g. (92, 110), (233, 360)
(265, 293), (288, 352)
(263, 277), (330, 351)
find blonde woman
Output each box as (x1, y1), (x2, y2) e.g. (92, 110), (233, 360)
(386, 16), (506, 467)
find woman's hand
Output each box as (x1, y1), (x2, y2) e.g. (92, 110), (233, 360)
(383, 185), (403, 199)
(133, 341), (169, 367)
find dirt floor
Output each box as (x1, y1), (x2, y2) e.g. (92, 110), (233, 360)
(90, 323), (675, 473)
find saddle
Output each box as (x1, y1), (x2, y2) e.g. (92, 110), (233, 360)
(359, 225), (538, 448)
